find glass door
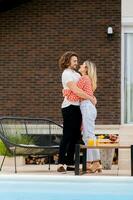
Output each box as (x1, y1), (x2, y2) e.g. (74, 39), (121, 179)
(124, 33), (133, 123)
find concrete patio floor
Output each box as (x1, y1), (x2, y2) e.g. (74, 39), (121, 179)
(0, 164), (131, 176)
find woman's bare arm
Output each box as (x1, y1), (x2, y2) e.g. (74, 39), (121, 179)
(67, 81), (97, 105)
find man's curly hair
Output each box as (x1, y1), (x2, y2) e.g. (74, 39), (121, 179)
(59, 51), (78, 70)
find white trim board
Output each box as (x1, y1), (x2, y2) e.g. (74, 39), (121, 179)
(122, 17), (133, 26)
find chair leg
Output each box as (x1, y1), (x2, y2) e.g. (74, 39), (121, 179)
(13, 149), (17, 173)
(0, 150), (7, 171)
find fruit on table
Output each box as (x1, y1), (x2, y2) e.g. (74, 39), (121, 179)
(98, 135), (104, 139)
(109, 134), (118, 142)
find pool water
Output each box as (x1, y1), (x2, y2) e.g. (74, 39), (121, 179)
(0, 175), (133, 200)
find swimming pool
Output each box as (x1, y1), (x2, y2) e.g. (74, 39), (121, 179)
(0, 175), (133, 200)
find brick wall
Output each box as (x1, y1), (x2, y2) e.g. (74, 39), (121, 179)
(0, 0), (121, 124)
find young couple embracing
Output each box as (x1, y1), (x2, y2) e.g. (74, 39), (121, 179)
(57, 51), (102, 173)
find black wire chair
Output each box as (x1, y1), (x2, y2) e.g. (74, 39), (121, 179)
(0, 116), (63, 173)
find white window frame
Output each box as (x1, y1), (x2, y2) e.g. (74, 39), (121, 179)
(121, 17), (133, 124)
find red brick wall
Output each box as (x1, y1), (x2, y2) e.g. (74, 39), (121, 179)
(0, 0), (121, 124)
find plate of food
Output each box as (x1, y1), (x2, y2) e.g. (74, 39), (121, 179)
(98, 138), (119, 144)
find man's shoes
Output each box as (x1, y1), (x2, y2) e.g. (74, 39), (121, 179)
(66, 166), (75, 171)
(57, 165), (66, 172)
(57, 165), (75, 172)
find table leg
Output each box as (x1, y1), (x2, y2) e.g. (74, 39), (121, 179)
(82, 148), (86, 173)
(75, 144), (80, 175)
(131, 145), (133, 176)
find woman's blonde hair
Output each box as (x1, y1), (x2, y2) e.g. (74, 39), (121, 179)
(84, 60), (97, 91)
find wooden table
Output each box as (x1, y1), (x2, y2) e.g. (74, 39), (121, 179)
(75, 143), (133, 175)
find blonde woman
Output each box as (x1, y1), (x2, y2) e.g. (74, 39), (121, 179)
(63, 60), (102, 173)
